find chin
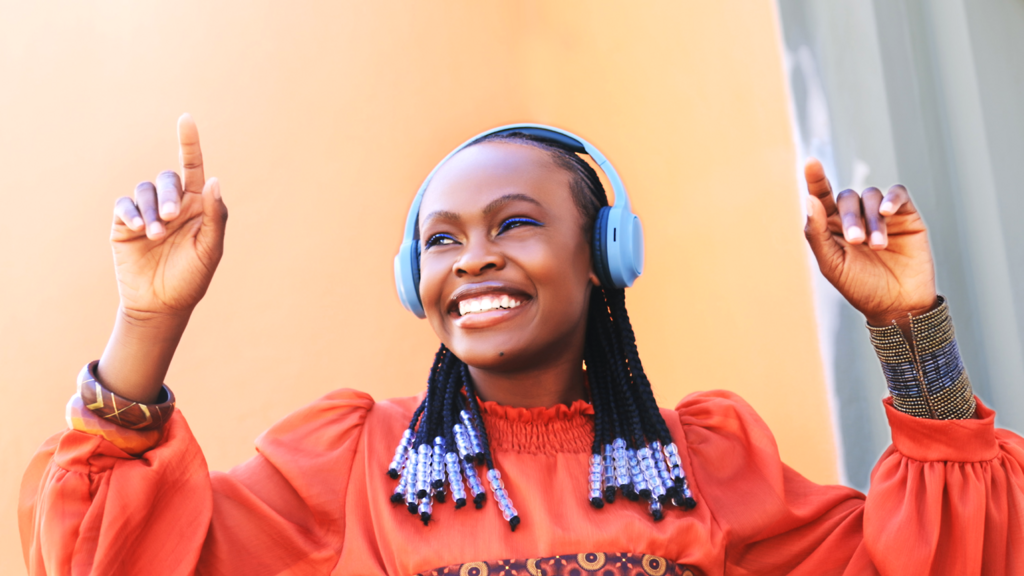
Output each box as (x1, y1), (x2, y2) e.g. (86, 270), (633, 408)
(446, 338), (528, 371)
(452, 331), (578, 376)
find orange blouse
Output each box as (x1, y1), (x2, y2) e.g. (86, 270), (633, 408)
(19, 389), (1024, 575)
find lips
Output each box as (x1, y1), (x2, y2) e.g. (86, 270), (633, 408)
(447, 282), (532, 329)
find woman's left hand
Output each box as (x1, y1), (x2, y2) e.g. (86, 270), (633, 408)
(803, 158), (938, 326)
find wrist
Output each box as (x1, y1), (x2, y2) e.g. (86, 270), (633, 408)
(865, 296), (940, 328)
(99, 307), (192, 403)
(118, 305), (194, 332)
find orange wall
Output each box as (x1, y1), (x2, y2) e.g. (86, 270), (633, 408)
(0, 2), (834, 572)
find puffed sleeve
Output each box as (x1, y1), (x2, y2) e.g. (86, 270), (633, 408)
(864, 397), (1024, 574)
(678, 391), (1024, 576)
(19, 388), (374, 576)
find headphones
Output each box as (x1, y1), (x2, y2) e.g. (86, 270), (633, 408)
(394, 123), (644, 318)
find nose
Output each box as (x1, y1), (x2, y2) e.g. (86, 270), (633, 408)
(454, 238), (505, 277)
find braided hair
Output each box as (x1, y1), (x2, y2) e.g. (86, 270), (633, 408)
(385, 133), (695, 531)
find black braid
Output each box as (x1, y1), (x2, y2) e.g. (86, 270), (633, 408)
(584, 333), (608, 454)
(606, 289), (674, 445)
(406, 345), (447, 436)
(415, 347), (448, 447)
(602, 291), (660, 444)
(429, 351), (457, 440)
(419, 346), (450, 435)
(406, 401), (427, 439)
(442, 353), (459, 452)
(595, 288), (648, 449)
(462, 363), (495, 470)
(433, 352), (460, 498)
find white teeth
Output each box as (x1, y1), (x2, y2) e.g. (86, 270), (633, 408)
(456, 294), (524, 316)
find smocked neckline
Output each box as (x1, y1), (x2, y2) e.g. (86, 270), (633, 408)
(478, 398), (595, 423)
(478, 398), (594, 454)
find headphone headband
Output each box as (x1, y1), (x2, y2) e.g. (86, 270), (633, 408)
(395, 124), (643, 318)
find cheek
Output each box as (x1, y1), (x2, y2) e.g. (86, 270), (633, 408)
(417, 253), (456, 319)
(520, 237), (592, 303)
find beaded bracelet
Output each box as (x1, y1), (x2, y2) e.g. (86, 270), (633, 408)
(867, 297), (976, 420)
(78, 360), (176, 430)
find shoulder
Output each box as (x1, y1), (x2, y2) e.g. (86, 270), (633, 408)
(255, 388), (423, 455)
(661, 390), (778, 463)
(667, 389), (769, 431)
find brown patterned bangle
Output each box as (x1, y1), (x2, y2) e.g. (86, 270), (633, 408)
(78, 361), (176, 430)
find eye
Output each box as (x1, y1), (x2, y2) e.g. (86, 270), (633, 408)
(498, 217), (543, 234)
(424, 233), (458, 249)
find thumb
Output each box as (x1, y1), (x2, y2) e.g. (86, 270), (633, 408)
(804, 194), (843, 278)
(198, 177), (228, 256)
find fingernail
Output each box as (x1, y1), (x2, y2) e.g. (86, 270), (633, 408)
(132, 217), (144, 229)
(160, 202), (178, 218)
(870, 231), (884, 245)
(846, 226), (865, 242)
(805, 196), (814, 215)
(880, 201), (894, 214)
(211, 178), (222, 200)
(147, 222), (164, 236)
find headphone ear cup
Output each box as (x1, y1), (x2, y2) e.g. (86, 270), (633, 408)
(591, 206), (613, 288)
(412, 241), (422, 294)
(394, 239), (426, 318)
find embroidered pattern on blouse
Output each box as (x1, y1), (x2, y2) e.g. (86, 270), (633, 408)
(416, 552), (696, 576)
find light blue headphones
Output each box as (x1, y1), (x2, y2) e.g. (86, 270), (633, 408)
(394, 123), (644, 318)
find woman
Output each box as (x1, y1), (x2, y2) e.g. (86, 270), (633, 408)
(20, 115), (1024, 575)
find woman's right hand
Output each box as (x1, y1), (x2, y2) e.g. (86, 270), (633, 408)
(112, 114), (227, 319)
(96, 114), (228, 403)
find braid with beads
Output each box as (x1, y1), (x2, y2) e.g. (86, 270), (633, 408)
(385, 132), (696, 531)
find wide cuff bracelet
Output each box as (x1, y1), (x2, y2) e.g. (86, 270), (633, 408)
(867, 296), (976, 420)
(78, 360), (176, 430)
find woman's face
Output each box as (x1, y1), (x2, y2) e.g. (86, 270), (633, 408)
(417, 142), (599, 372)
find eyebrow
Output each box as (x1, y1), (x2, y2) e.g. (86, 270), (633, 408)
(483, 193), (542, 215)
(421, 209), (461, 224)
(421, 193), (543, 224)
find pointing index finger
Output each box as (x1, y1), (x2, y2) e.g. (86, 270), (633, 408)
(177, 113), (205, 195)
(804, 157), (838, 217)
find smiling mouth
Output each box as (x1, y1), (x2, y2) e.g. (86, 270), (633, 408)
(457, 294), (525, 317)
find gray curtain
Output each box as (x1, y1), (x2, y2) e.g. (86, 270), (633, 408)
(777, 0), (1024, 490)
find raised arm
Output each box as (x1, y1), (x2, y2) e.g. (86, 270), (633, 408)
(99, 113), (228, 403)
(699, 161), (1024, 573)
(20, 118), (374, 573)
